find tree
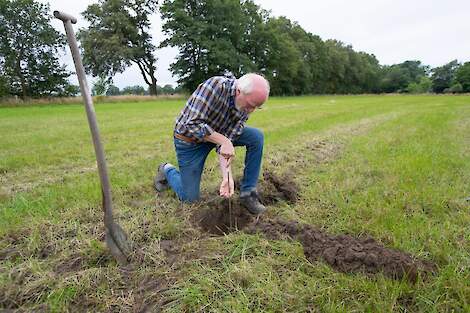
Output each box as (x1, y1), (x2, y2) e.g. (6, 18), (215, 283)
(161, 84), (175, 94)
(121, 85), (146, 95)
(92, 76), (110, 96)
(160, 0), (269, 91)
(0, 0), (73, 98)
(62, 84), (80, 97)
(431, 60), (460, 93)
(79, 0), (159, 95)
(0, 59), (9, 97)
(406, 76), (432, 93)
(446, 83), (463, 93)
(0, 75), (8, 97)
(262, 17), (303, 95)
(380, 60), (428, 93)
(455, 62), (470, 92)
(106, 85), (121, 96)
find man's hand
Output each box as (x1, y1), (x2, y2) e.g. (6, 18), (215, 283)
(204, 132), (235, 166)
(205, 132), (235, 198)
(219, 175), (234, 198)
(219, 140), (235, 166)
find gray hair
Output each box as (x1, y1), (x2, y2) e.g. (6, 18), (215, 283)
(237, 73), (270, 95)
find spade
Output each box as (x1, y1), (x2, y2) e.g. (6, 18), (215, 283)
(54, 11), (130, 265)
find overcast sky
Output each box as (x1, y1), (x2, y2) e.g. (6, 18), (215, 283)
(43, 0), (470, 89)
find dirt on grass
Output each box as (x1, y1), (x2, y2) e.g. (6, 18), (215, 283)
(259, 171), (300, 205)
(245, 219), (437, 283)
(190, 171), (436, 282)
(193, 201), (435, 282)
(193, 169), (300, 235)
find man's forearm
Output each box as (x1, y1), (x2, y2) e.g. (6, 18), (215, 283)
(204, 131), (230, 146)
(205, 131), (233, 177)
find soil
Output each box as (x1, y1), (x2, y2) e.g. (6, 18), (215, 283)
(190, 171), (436, 282)
(245, 219), (436, 282)
(194, 205), (435, 282)
(259, 171), (300, 205)
(192, 199), (254, 235)
(231, 170), (300, 206)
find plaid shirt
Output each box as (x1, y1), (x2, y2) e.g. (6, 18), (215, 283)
(174, 75), (248, 145)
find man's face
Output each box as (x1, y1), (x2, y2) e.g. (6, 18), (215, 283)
(236, 91), (261, 113)
(235, 85), (268, 114)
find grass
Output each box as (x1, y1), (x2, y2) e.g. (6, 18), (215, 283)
(1, 95), (469, 312)
(0, 94), (187, 108)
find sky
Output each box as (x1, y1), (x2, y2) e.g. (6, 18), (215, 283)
(43, 0), (470, 89)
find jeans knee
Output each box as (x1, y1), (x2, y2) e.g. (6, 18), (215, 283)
(179, 186), (200, 202)
(251, 128), (264, 148)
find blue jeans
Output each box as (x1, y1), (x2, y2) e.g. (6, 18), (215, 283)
(165, 126), (264, 202)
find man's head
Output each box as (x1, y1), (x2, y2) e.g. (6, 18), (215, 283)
(235, 73), (270, 114)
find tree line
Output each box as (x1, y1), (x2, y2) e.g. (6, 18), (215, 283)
(91, 76), (181, 96)
(1, 0), (470, 99)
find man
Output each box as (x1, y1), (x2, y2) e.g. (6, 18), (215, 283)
(154, 73), (270, 214)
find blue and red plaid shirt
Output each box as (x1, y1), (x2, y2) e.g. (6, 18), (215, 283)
(174, 75), (248, 144)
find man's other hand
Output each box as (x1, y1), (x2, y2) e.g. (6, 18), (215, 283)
(219, 176), (235, 198)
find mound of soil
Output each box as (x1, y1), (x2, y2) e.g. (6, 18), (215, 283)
(192, 202), (436, 282)
(245, 219), (436, 282)
(232, 170), (299, 206)
(259, 171), (300, 205)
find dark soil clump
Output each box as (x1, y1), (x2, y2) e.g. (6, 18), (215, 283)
(258, 170), (300, 205)
(192, 201), (435, 281)
(245, 218), (436, 282)
(191, 199), (254, 235)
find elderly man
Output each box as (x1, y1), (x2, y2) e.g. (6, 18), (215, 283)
(154, 73), (270, 214)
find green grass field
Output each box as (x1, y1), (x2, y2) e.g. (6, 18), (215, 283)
(1, 95), (469, 312)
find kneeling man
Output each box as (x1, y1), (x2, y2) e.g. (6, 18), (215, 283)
(155, 73), (270, 214)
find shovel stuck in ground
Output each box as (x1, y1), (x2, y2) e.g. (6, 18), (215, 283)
(54, 11), (130, 265)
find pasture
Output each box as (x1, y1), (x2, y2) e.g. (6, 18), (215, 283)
(1, 95), (469, 312)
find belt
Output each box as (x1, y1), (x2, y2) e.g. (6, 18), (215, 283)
(174, 133), (197, 143)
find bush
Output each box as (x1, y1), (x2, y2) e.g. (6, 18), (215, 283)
(106, 85), (120, 96)
(406, 76), (432, 93)
(121, 85), (146, 95)
(448, 83), (463, 93)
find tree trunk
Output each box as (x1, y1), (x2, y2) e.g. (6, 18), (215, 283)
(135, 58), (158, 96)
(148, 65), (157, 96)
(148, 79), (157, 96)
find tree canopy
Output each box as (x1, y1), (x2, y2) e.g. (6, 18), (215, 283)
(160, 0), (270, 91)
(0, 0), (76, 98)
(455, 62), (470, 92)
(79, 0), (159, 95)
(161, 0), (448, 95)
(430, 60), (460, 93)
(1, 0), (468, 99)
